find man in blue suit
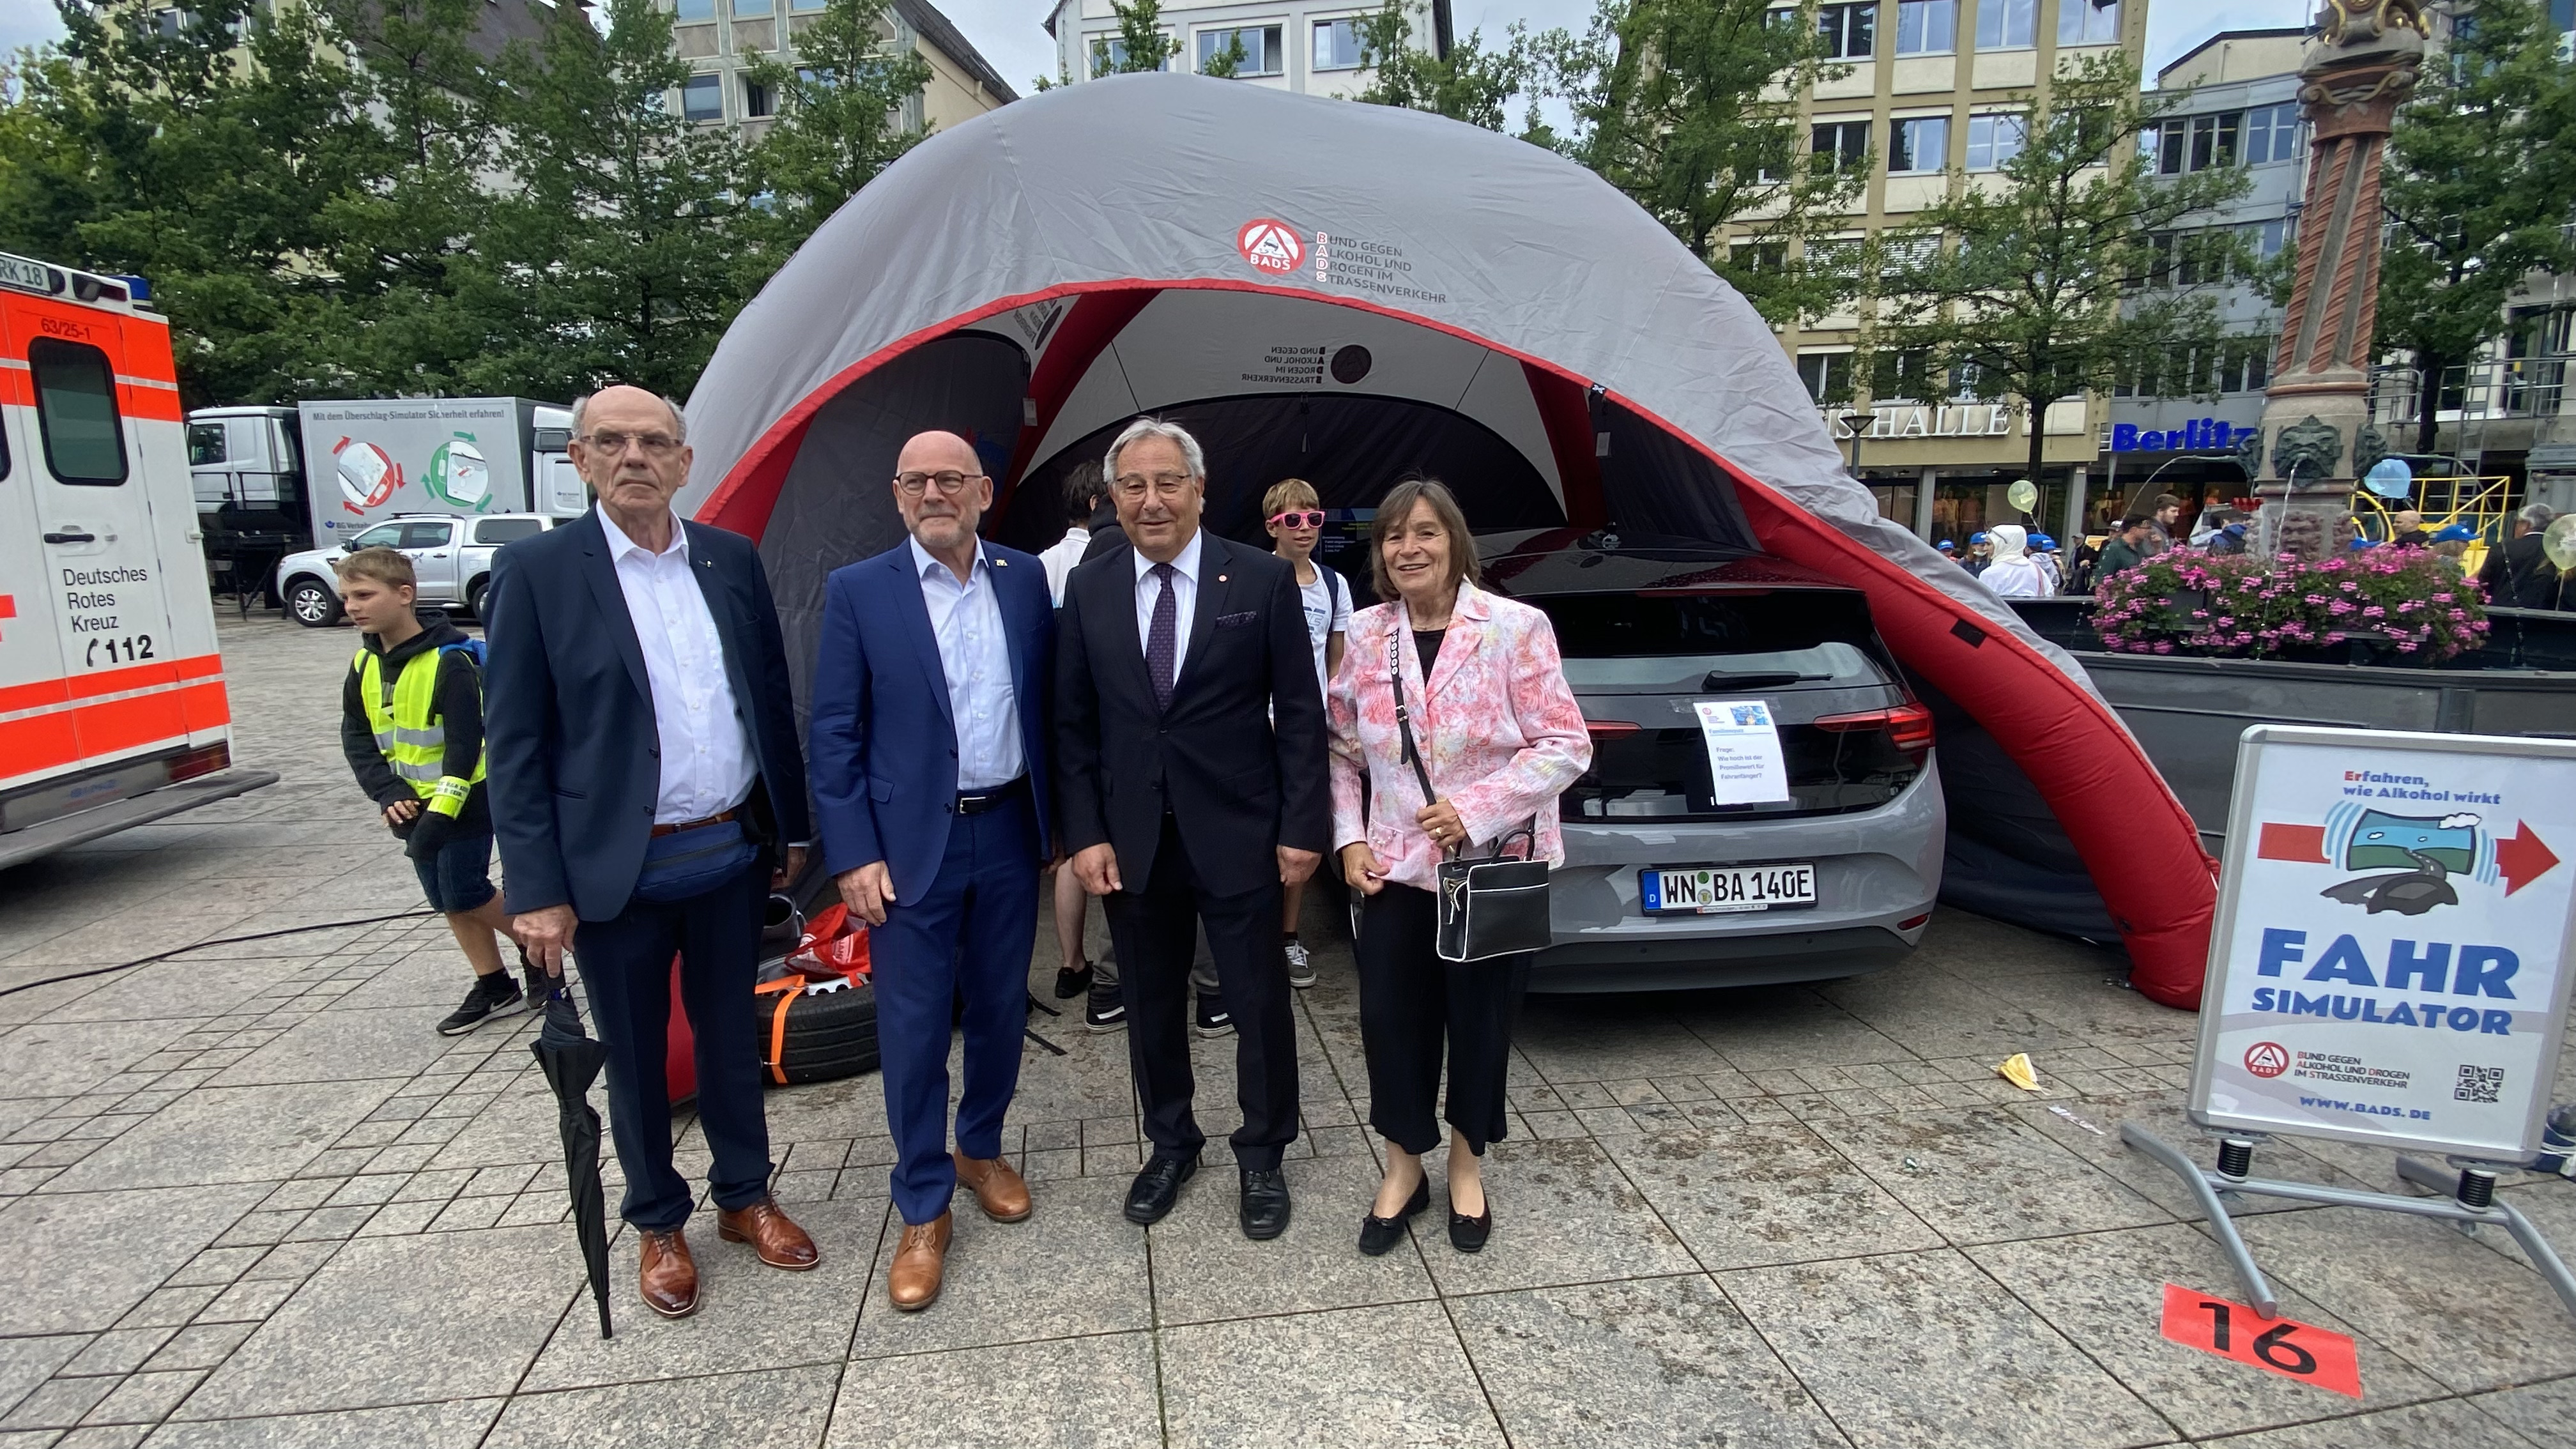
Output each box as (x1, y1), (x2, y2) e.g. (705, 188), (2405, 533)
(484, 385), (819, 1321)
(808, 429), (1054, 1312)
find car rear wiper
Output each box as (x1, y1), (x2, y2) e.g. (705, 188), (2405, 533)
(1701, 670), (1832, 689)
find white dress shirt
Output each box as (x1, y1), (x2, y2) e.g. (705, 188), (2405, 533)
(601, 505), (758, 824)
(910, 537), (1024, 791)
(1035, 526), (1089, 608)
(1132, 528), (1204, 680)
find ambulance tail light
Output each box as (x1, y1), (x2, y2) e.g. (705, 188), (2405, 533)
(165, 742), (231, 783)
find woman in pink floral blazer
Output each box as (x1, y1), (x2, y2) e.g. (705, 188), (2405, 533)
(1327, 479), (1590, 1257)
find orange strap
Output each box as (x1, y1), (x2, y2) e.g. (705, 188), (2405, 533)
(755, 977), (801, 1085)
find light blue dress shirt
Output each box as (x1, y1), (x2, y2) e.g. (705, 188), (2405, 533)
(910, 537), (1025, 792)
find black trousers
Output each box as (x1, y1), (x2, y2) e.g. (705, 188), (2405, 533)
(1103, 814), (1301, 1171)
(1357, 882), (1531, 1156)
(574, 858), (772, 1231)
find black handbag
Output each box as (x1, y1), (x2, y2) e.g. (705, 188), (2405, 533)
(1385, 634), (1554, 963)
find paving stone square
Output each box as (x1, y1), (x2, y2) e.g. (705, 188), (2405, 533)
(0, 615), (2567, 1446)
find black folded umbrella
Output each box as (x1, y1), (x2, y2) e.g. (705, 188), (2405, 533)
(528, 983), (613, 1338)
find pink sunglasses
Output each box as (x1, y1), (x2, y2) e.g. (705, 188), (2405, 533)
(1269, 510), (1326, 530)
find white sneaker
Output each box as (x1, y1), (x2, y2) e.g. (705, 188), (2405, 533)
(1284, 940), (1316, 990)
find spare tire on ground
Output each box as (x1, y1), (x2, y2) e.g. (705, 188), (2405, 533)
(758, 976), (880, 1085)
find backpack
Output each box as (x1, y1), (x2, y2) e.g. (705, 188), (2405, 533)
(438, 636), (487, 672)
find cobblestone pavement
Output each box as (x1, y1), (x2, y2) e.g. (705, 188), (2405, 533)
(0, 614), (2571, 1447)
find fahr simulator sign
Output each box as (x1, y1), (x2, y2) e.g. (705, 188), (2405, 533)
(2192, 725), (2576, 1162)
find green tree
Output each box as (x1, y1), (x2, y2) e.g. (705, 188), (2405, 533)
(1872, 52), (2253, 487)
(1090, 0), (1177, 75)
(1352, 0), (1549, 137)
(740, 0), (931, 251)
(1549, 0), (1865, 323)
(476, 0), (753, 399)
(2378, 0), (2576, 452)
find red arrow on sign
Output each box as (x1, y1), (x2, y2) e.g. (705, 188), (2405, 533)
(2497, 821), (2559, 897)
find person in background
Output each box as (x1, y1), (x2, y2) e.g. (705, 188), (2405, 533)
(2028, 533), (2062, 593)
(1936, 539), (1959, 563)
(1965, 532), (1991, 576)
(2388, 509), (2431, 549)
(2480, 503), (2564, 610)
(2095, 514), (2154, 581)
(1330, 478), (1590, 1258)
(335, 546), (537, 1036)
(2207, 520), (2251, 556)
(484, 385), (819, 1321)
(1036, 465), (1120, 1027)
(2143, 494), (2184, 556)
(2068, 530), (2104, 594)
(1264, 477), (1349, 991)
(2427, 522), (2478, 579)
(1979, 525), (2050, 599)
(808, 430), (1055, 1312)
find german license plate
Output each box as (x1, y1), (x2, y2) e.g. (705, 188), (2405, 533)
(0, 254), (58, 296)
(1640, 862), (1816, 915)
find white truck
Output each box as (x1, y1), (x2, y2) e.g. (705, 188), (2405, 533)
(186, 397), (583, 601)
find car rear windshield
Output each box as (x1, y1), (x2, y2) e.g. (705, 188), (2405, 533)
(1533, 591), (1895, 691)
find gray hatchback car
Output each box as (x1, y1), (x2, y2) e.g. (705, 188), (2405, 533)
(1477, 532), (1946, 992)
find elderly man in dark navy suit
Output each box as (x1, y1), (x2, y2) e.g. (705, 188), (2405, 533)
(484, 384), (818, 1321)
(808, 430), (1055, 1312)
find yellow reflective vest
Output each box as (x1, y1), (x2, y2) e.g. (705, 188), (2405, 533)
(355, 643), (486, 819)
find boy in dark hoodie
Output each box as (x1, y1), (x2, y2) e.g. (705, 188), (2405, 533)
(336, 546), (537, 1035)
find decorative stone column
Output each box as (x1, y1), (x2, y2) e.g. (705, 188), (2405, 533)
(2251, 1), (2426, 560)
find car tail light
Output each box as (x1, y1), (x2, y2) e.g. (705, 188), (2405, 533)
(165, 742), (231, 783)
(1813, 702), (1934, 757)
(1584, 720), (1642, 737)
(1898, 912), (1933, 931)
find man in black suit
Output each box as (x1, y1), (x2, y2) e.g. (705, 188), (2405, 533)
(2480, 503), (2565, 610)
(484, 385), (819, 1320)
(1058, 418), (1329, 1239)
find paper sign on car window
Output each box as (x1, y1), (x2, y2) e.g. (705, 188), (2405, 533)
(1695, 700), (1790, 806)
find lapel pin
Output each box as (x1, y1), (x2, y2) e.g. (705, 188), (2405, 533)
(1217, 574), (1228, 583)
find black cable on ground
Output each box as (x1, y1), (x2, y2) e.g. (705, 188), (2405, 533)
(0, 910), (441, 999)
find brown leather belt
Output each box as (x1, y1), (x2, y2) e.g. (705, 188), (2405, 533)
(649, 808), (738, 838)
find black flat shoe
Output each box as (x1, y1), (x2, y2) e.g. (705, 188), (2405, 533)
(1124, 1153), (1199, 1225)
(1239, 1168), (1292, 1240)
(1357, 1176), (1430, 1256)
(1053, 962), (1093, 1000)
(1448, 1192), (1492, 1254)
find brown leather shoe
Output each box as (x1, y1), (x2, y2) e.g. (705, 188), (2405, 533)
(638, 1229), (698, 1319)
(886, 1211), (953, 1312)
(953, 1151), (1034, 1223)
(715, 1196), (820, 1271)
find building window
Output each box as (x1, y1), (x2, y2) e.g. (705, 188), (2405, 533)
(1818, 1), (1874, 59)
(2257, 217), (2293, 259)
(1963, 114), (2025, 169)
(1873, 348), (1935, 400)
(1090, 33), (1174, 74)
(2242, 101), (2301, 164)
(1797, 351), (1855, 403)
(744, 77), (774, 118)
(1894, 0), (1955, 54)
(1314, 16), (1367, 70)
(681, 72), (723, 122)
(1811, 119), (1871, 174)
(790, 0), (827, 10)
(2057, 0), (2119, 45)
(1974, 0), (2034, 49)
(1890, 115), (1949, 174)
(734, 0), (772, 13)
(1730, 240), (1788, 274)
(676, 0), (714, 20)
(1198, 25), (1285, 76)
(2152, 111), (2255, 174)
(2191, 112), (2242, 170)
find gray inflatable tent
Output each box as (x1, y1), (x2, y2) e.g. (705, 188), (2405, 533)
(674, 73), (2215, 1004)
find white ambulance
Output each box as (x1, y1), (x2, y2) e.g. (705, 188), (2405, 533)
(1, 252), (275, 870)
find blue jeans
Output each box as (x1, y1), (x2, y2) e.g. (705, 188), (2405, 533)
(411, 830), (496, 915)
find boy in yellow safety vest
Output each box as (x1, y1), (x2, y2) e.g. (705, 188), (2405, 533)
(335, 546), (538, 1035)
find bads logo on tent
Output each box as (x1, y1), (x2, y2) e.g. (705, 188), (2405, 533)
(1238, 218), (1305, 275)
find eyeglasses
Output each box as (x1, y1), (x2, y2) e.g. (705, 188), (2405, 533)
(1114, 471), (1196, 500)
(1269, 510), (1326, 530)
(584, 431), (681, 457)
(894, 470), (986, 496)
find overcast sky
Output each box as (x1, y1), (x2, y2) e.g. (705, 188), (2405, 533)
(1, 0), (2314, 102)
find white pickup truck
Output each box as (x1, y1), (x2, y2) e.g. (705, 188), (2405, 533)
(273, 512), (562, 626)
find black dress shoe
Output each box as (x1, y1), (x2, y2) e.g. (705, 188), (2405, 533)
(1053, 962), (1093, 1000)
(1240, 1168), (1292, 1240)
(1124, 1153), (1199, 1225)
(1448, 1192), (1493, 1254)
(1357, 1176), (1430, 1256)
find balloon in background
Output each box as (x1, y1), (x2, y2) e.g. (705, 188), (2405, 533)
(2006, 479), (2039, 514)
(2543, 514), (2576, 572)
(2363, 457), (2414, 499)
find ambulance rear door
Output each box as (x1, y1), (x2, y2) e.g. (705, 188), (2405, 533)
(0, 291), (74, 795)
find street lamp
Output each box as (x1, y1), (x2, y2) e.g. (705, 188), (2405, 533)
(1839, 409), (1873, 480)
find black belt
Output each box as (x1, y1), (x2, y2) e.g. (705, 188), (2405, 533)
(956, 776), (1029, 815)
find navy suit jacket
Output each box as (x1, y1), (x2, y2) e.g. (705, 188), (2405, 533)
(483, 510), (812, 921)
(807, 540), (1055, 906)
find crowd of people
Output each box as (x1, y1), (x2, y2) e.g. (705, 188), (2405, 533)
(334, 384), (1592, 1320)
